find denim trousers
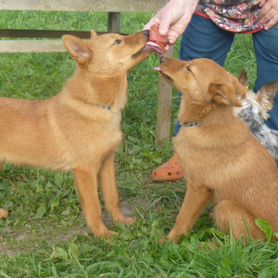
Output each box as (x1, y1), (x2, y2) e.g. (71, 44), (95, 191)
(175, 14), (278, 134)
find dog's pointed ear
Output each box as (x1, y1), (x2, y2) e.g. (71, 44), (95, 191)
(63, 35), (92, 65)
(256, 82), (278, 112)
(91, 30), (97, 40)
(209, 83), (242, 107)
(238, 71), (248, 86)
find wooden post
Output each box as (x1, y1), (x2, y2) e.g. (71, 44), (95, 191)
(108, 12), (121, 33)
(155, 47), (174, 146)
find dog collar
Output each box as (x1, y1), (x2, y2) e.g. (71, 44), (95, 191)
(181, 121), (199, 128)
(97, 104), (111, 111)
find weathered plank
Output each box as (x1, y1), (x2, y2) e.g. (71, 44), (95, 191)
(0, 0), (167, 12)
(0, 29), (92, 39)
(108, 12), (121, 33)
(156, 47), (174, 145)
(0, 40), (65, 53)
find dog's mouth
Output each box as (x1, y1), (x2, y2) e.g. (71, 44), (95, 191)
(154, 66), (174, 82)
(132, 45), (150, 58)
(146, 41), (164, 55)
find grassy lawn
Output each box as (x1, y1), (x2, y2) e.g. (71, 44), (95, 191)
(0, 11), (277, 278)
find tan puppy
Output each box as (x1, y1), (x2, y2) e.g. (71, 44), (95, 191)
(0, 30), (150, 238)
(156, 57), (278, 243)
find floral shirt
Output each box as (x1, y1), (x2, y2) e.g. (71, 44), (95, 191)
(195, 0), (264, 33)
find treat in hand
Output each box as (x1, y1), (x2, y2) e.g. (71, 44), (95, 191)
(146, 24), (168, 55)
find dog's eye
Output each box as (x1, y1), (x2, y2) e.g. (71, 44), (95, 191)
(113, 39), (122, 46)
(187, 66), (192, 72)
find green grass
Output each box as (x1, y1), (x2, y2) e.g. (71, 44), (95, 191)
(0, 11), (277, 278)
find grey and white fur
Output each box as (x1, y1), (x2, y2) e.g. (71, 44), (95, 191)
(235, 76), (278, 162)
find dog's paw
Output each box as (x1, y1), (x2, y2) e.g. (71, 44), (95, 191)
(113, 214), (135, 225)
(103, 230), (119, 238)
(159, 236), (180, 244)
(96, 229), (119, 239)
(0, 208), (8, 219)
(159, 237), (168, 244)
(165, 231), (183, 244)
(118, 216), (135, 225)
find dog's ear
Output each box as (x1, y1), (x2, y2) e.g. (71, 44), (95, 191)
(235, 72), (248, 98)
(91, 30), (97, 40)
(63, 35), (92, 65)
(256, 82), (278, 112)
(209, 83), (242, 107)
(238, 71), (248, 86)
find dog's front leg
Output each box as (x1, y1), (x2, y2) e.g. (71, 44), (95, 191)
(100, 153), (134, 225)
(166, 182), (212, 243)
(73, 168), (117, 238)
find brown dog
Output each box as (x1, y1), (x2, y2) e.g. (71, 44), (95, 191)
(156, 57), (278, 243)
(0, 30), (150, 238)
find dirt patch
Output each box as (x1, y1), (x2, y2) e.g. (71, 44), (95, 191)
(0, 199), (149, 256)
(0, 222), (88, 256)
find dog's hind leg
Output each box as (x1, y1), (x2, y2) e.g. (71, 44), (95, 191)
(212, 200), (264, 240)
(100, 153), (134, 225)
(73, 167), (117, 239)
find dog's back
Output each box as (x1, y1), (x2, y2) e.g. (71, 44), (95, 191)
(0, 97), (60, 168)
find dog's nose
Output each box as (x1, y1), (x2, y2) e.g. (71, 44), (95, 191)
(160, 56), (165, 64)
(143, 29), (150, 39)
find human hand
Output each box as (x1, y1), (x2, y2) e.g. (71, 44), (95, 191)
(258, 0), (278, 30)
(144, 0), (198, 44)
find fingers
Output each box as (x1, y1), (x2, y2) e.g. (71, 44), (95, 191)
(259, 0), (271, 21)
(259, 2), (272, 24)
(158, 10), (175, 36)
(263, 14), (278, 29)
(259, 0), (266, 7)
(167, 15), (192, 44)
(259, 0), (278, 29)
(144, 16), (160, 30)
(167, 30), (180, 45)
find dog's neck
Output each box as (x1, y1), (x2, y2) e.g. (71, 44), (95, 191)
(178, 96), (213, 125)
(203, 106), (235, 126)
(64, 68), (128, 110)
(178, 96), (235, 126)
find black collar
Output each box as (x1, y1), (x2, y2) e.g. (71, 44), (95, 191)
(181, 121), (199, 128)
(71, 95), (112, 111)
(98, 104), (112, 111)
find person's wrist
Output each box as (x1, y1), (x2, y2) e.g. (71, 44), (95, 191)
(168, 0), (193, 9)
(165, 0), (189, 11)
(176, 0), (199, 8)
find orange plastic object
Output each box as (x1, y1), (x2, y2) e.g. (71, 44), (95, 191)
(146, 24), (168, 54)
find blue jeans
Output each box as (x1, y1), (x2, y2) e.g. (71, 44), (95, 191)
(175, 14), (278, 134)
